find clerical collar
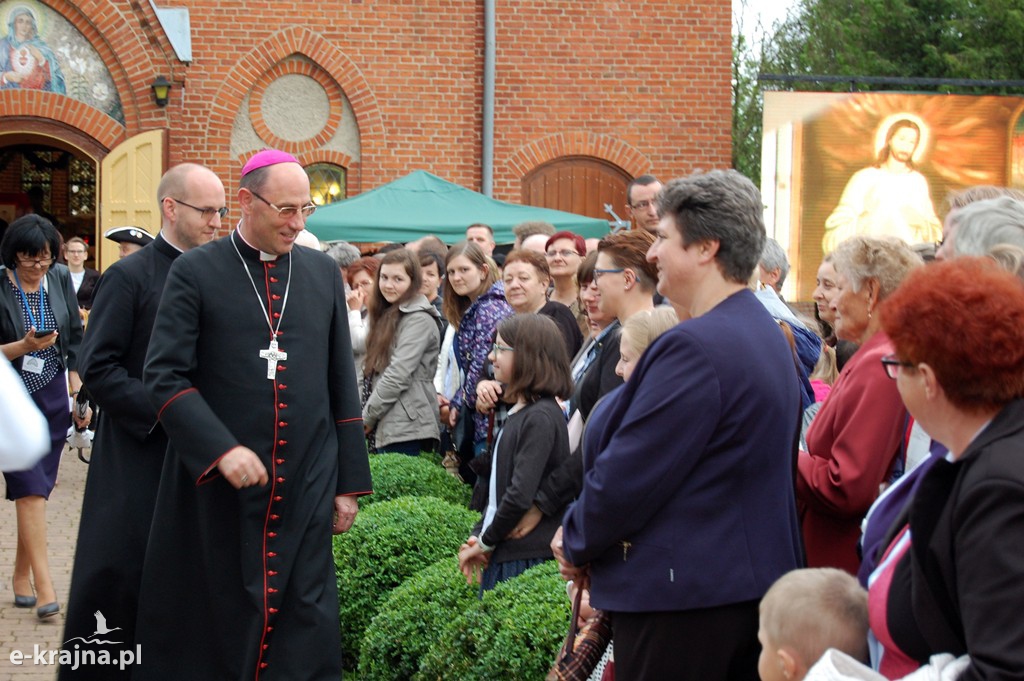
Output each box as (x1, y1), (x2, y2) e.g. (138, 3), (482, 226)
(234, 224), (280, 261)
(159, 231), (185, 254)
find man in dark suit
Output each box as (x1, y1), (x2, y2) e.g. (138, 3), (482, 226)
(60, 163), (226, 677)
(554, 170), (804, 681)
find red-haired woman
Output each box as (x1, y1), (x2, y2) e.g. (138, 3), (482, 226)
(346, 255), (378, 386)
(544, 231), (588, 337)
(868, 258), (1024, 678)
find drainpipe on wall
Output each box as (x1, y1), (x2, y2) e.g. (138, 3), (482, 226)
(482, 0), (495, 197)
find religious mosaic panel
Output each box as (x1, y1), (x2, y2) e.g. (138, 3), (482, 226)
(0, 1), (124, 124)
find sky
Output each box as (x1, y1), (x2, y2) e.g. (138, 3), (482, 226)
(733, 0), (797, 40)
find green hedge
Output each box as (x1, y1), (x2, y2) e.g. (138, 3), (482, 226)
(334, 495), (480, 669)
(358, 557), (478, 681)
(362, 453), (470, 508)
(414, 560), (571, 681)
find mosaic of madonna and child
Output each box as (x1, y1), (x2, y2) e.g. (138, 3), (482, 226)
(0, 1), (123, 124)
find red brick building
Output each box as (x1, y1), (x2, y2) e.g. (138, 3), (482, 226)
(0, 0), (731, 268)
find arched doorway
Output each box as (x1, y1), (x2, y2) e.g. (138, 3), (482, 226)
(521, 156), (632, 222)
(0, 124), (102, 266)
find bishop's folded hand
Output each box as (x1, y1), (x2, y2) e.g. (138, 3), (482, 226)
(217, 446), (269, 489)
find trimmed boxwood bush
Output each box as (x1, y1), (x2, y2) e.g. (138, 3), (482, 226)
(358, 557), (478, 680)
(363, 453), (470, 508)
(414, 560), (571, 681)
(333, 495), (480, 669)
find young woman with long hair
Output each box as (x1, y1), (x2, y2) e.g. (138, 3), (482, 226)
(362, 248), (442, 456)
(442, 241), (513, 481)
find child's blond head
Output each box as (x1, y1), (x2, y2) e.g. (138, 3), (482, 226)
(759, 568), (868, 678)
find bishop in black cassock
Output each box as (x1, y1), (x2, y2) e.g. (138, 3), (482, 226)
(138, 153), (371, 680)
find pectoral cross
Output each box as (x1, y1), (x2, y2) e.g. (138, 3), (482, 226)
(259, 339), (287, 380)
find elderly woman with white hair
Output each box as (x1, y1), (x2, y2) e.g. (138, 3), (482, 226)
(797, 236), (922, 575)
(943, 195), (1024, 259)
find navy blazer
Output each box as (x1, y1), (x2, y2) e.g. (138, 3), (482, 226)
(0, 263), (83, 372)
(562, 289), (803, 613)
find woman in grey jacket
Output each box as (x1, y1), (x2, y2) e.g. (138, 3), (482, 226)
(362, 248), (442, 456)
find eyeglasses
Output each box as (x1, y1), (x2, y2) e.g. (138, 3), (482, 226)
(65, 249), (87, 256)
(630, 199), (657, 211)
(546, 249), (580, 259)
(491, 342), (514, 355)
(880, 354), (915, 380)
(17, 256), (55, 268)
(250, 190), (317, 219)
(171, 198), (228, 221)
(592, 267), (625, 280)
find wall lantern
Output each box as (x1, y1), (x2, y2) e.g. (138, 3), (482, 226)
(151, 76), (172, 107)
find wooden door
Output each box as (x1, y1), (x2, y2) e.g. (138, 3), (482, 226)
(521, 157), (631, 222)
(98, 130), (165, 271)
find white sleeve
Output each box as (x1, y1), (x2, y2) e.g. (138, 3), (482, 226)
(348, 309), (367, 353)
(0, 360), (50, 472)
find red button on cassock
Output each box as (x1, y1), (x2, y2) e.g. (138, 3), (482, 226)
(276, 477), (285, 484)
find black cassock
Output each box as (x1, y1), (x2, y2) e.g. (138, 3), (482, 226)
(138, 233), (371, 680)
(61, 235), (180, 678)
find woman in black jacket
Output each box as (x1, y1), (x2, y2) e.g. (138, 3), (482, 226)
(1, 215), (86, 619)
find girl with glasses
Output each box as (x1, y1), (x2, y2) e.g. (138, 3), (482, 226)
(458, 313), (572, 592)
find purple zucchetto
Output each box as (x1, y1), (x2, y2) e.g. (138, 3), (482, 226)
(241, 149), (300, 177)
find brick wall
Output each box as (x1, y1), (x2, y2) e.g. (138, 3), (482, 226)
(2, 0), (731, 206)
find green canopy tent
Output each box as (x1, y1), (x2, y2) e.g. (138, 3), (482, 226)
(305, 170), (611, 244)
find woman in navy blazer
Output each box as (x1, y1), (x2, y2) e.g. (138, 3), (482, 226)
(555, 170), (804, 681)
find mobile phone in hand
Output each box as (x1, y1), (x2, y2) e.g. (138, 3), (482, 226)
(33, 328), (56, 338)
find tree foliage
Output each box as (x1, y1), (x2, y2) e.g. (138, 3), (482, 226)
(732, 0), (1024, 181)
